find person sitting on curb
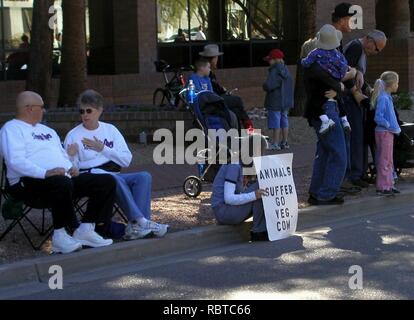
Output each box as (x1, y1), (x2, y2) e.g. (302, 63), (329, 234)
(64, 90), (169, 241)
(0, 91), (116, 254)
(211, 134), (269, 242)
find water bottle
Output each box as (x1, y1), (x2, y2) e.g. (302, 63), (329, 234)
(188, 80), (196, 104)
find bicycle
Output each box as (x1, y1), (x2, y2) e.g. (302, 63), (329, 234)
(153, 60), (193, 109)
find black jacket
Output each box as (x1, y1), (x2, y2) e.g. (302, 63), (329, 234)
(304, 63), (343, 122)
(209, 72), (227, 96)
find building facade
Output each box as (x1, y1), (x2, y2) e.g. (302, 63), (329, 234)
(0, 0), (413, 111)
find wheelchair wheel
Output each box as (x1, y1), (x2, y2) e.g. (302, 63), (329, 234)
(153, 88), (171, 108)
(183, 176), (202, 198)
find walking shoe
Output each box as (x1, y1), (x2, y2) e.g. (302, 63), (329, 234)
(311, 197), (345, 206)
(319, 119), (336, 135)
(267, 143), (281, 151)
(340, 181), (362, 195)
(307, 194), (318, 206)
(73, 223), (113, 248)
(250, 231), (269, 242)
(280, 142), (290, 150)
(124, 222), (152, 241)
(376, 190), (395, 197)
(392, 188), (401, 194)
(51, 229), (82, 254)
(342, 120), (352, 134)
(143, 221), (169, 238)
(351, 179), (370, 188)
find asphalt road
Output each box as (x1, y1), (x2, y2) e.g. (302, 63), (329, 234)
(7, 207), (414, 300)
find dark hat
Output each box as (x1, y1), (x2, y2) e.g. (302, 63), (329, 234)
(333, 2), (356, 19)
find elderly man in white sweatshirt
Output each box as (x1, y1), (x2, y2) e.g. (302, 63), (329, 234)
(64, 90), (169, 241)
(0, 91), (117, 254)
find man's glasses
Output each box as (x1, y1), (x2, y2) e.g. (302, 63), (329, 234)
(368, 36), (380, 52)
(79, 108), (94, 115)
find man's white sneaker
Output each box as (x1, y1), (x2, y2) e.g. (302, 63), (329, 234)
(51, 230), (82, 254)
(124, 222), (152, 241)
(73, 223), (113, 248)
(319, 119), (336, 135)
(144, 221), (169, 238)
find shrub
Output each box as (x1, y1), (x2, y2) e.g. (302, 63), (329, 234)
(393, 92), (413, 110)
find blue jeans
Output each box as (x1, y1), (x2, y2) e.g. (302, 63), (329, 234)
(310, 101), (347, 201)
(213, 182), (267, 233)
(268, 110), (289, 129)
(114, 172), (152, 221)
(342, 94), (365, 181)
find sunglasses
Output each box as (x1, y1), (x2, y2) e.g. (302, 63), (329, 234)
(79, 108), (94, 115)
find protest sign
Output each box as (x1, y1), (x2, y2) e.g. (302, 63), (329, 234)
(253, 154), (298, 241)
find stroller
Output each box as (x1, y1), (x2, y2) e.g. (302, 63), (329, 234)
(181, 90), (236, 198)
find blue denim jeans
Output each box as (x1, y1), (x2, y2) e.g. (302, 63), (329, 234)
(342, 94), (365, 181)
(113, 172), (152, 221)
(310, 101), (347, 201)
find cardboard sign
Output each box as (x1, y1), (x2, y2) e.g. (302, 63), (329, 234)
(254, 154), (298, 241)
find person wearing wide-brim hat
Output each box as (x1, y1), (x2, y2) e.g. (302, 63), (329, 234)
(199, 44), (254, 130)
(302, 25), (350, 206)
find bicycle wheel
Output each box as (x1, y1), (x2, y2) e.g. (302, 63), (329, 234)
(153, 88), (171, 108)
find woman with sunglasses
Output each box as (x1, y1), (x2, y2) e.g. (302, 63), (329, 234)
(64, 90), (169, 241)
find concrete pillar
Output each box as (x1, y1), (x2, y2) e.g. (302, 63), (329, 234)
(138, 0), (157, 73)
(113, 0), (139, 74)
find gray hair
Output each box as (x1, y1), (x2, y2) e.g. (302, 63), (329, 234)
(367, 30), (387, 43)
(77, 89), (104, 109)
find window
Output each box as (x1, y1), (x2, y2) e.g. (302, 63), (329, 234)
(156, 0), (299, 69)
(0, 0), (90, 80)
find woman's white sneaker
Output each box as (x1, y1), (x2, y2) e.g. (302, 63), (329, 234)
(73, 223), (113, 248)
(124, 222), (152, 241)
(144, 221), (169, 238)
(51, 229), (83, 254)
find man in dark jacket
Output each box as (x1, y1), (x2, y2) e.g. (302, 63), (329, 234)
(342, 30), (387, 188)
(199, 44), (253, 129)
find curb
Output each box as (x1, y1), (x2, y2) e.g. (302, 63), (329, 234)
(1, 184), (414, 290)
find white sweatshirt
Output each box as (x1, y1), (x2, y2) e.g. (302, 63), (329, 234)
(64, 122), (132, 173)
(224, 181), (257, 206)
(0, 119), (73, 186)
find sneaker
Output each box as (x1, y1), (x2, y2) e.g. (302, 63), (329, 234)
(342, 120), (352, 134)
(351, 179), (370, 188)
(268, 143), (281, 151)
(311, 197), (345, 206)
(124, 222), (152, 241)
(73, 223), (113, 248)
(280, 142), (290, 150)
(392, 188), (401, 194)
(51, 230), (83, 254)
(376, 190), (394, 197)
(319, 119), (336, 135)
(143, 221), (169, 238)
(250, 231), (269, 242)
